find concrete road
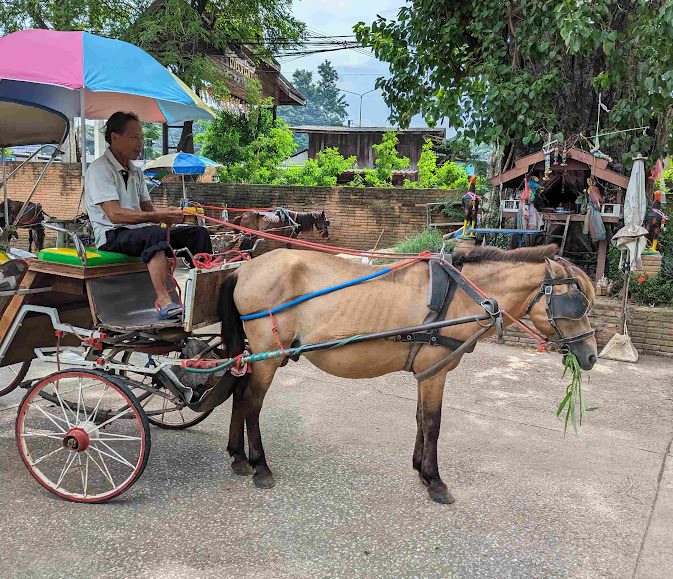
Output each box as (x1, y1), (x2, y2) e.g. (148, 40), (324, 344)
(0, 343), (672, 579)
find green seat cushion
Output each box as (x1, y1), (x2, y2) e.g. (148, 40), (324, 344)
(38, 247), (143, 266)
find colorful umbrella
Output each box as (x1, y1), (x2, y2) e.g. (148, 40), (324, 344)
(0, 29), (214, 124)
(0, 29), (215, 176)
(143, 153), (222, 201)
(143, 153), (222, 176)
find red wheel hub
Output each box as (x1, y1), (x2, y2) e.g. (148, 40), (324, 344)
(62, 427), (90, 453)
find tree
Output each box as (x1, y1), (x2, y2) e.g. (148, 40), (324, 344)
(363, 132), (409, 187)
(198, 79), (296, 183)
(0, 1), (146, 37)
(279, 60), (348, 149)
(278, 147), (356, 186)
(403, 139), (472, 190)
(355, 3), (673, 173)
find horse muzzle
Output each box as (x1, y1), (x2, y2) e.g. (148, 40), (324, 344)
(563, 340), (597, 371)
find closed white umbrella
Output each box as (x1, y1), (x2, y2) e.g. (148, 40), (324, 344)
(611, 155), (648, 270)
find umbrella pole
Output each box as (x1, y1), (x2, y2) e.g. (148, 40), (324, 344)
(80, 89), (87, 177)
(620, 269), (630, 334)
(182, 174), (187, 203)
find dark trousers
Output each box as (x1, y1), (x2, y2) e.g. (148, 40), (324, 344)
(100, 225), (212, 265)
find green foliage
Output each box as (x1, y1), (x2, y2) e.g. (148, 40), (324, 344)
(558, 353), (596, 436)
(404, 139), (472, 190)
(393, 228), (450, 254)
(279, 60), (349, 130)
(141, 122), (162, 160)
(198, 80), (296, 184)
(628, 274), (673, 307)
(355, 3), (673, 163)
(0, 0), (146, 37)
(278, 147), (356, 187)
(364, 132), (409, 187)
(405, 140), (438, 188)
(606, 244), (622, 282)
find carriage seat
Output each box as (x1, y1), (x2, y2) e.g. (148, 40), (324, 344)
(38, 247), (143, 267)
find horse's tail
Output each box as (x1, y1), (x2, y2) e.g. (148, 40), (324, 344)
(218, 271), (246, 358)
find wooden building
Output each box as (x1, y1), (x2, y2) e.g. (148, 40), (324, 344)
(210, 47), (306, 112)
(490, 147), (630, 285)
(289, 126), (446, 171)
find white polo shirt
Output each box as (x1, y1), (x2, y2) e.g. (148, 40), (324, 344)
(84, 148), (151, 247)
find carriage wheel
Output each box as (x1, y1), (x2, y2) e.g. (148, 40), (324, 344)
(121, 351), (214, 430)
(0, 361), (31, 397)
(16, 370), (150, 503)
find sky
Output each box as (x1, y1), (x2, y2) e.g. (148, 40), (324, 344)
(283, 1), (443, 131)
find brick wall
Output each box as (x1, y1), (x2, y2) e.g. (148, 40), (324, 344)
(3, 161), (82, 249)
(4, 161), (83, 218)
(4, 163), (459, 251)
(156, 182), (460, 251)
(495, 298), (673, 358)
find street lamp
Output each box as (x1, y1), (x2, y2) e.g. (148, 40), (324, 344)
(339, 88), (377, 127)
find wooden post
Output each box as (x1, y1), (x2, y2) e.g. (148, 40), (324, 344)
(595, 238), (608, 287)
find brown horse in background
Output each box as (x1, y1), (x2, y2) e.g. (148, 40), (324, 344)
(0, 199), (45, 252)
(218, 244), (597, 505)
(232, 209), (330, 251)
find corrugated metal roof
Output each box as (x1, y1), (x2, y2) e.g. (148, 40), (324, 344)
(289, 125), (446, 136)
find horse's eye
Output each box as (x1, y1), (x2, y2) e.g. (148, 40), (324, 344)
(325, 220), (330, 226)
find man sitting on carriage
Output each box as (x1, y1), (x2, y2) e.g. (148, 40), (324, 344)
(85, 112), (212, 320)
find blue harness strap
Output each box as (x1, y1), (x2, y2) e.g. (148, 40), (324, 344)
(240, 267), (392, 321)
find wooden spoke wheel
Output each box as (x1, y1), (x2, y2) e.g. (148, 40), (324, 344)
(121, 351), (214, 430)
(0, 361), (31, 397)
(16, 370), (150, 503)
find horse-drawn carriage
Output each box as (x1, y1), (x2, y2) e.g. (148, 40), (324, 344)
(0, 99), (249, 502)
(0, 75), (599, 507)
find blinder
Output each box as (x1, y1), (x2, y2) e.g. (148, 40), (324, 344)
(526, 277), (594, 345)
(548, 286), (590, 320)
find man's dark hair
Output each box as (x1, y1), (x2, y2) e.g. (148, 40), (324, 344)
(103, 112), (140, 145)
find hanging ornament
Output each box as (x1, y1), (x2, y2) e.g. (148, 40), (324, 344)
(561, 148), (568, 166)
(553, 147), (559, 165)
(544, 149), (552, 180)
(589, 146), (613, 163)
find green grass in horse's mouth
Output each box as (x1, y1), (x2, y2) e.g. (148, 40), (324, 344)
(557, 352), (597, 436)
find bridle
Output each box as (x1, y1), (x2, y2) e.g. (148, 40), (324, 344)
(526, 276), (595, 346)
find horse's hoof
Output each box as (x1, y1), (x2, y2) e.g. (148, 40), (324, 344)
(253, 472), (276, 489)
(231, 460), (254, 476)
(428, 487), (455, 504)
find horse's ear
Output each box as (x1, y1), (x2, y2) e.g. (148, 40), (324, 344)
(321, 210), (325, 217)
(544, 257), (564, 279)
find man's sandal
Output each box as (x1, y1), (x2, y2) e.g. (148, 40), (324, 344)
(157, 302), (183, 320)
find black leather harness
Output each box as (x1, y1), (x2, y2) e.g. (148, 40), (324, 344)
(400, 256), (502, 380)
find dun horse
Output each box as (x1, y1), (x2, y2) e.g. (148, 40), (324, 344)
(218, 244), (597, 504)
(0, 199), (45, 252)
(233, 209), (330, 251)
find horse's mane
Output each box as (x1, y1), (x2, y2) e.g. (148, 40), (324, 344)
(453, 244), (595, 302)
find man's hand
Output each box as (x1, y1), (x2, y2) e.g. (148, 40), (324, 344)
(160, 207), (185, 225)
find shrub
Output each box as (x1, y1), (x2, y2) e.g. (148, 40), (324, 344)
(627, 273), (673, 307)
(392, 228), (450, 254)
